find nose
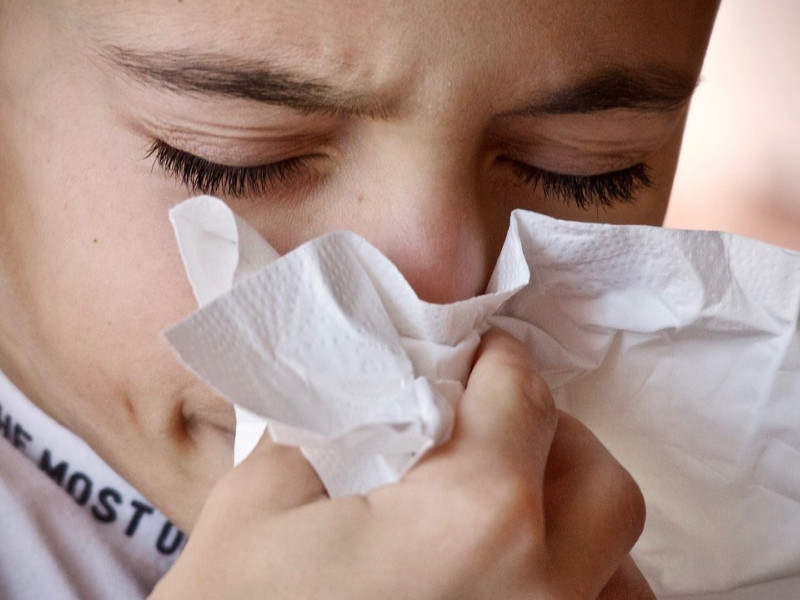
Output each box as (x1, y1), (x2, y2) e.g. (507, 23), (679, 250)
(334, 131), (506, 305)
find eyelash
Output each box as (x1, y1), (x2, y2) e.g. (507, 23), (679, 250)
(146, 140), (312, 198)
(147, 139), (652, 208)
(508, 160), (652, 209)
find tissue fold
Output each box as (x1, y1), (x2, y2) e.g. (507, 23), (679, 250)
(165, 195), (800, 598)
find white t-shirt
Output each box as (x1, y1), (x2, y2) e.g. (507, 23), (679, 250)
(0, 370), (181, 599)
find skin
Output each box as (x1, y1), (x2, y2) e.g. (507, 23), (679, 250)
(0, 0), (718, 596)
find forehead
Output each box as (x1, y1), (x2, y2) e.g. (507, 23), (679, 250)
(72, 0), (716, 95)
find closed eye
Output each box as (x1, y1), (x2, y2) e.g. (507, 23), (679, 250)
(505, 158), (653, 209)
(146, 139), (317, 197)
(148, 138), (653, 209)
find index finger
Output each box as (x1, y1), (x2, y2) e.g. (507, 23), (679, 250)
(425, 328), (558, 494)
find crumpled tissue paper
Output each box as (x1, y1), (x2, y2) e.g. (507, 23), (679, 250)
(165, 195), (800, 598)
(165, 195), (529, 497)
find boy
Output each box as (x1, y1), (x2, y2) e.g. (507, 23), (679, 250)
(0, 1), (720, 597)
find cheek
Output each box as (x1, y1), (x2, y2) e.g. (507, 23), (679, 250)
(1, 73), (199, 416)
(42, 191), (195, 381)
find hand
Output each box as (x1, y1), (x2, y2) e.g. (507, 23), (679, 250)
(150, 329), (653, 599)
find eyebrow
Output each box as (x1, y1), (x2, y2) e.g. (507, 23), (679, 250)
(511, 66), (699, 116)
(101, 46), (698, 118)
(101, 46), (388, 117)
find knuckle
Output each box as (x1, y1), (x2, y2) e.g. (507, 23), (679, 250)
(498, 359), (557, 426)
(608, 465), (647, 544)
(453, 470), (545, 558)
(490, 473), (543, 525)
(529, 375), (557, 427)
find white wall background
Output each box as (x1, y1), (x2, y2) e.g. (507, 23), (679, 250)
(666, 0), (800, 250)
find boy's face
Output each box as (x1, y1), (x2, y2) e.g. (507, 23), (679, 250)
(0, 0), (718, 528)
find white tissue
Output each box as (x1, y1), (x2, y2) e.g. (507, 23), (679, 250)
(164, 195), (800, 598)
(165, 195), (528, 497)
(489, 220), (800, 596)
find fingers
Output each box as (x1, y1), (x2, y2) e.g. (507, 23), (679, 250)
(406, 327), (646, 598)
(213, 429), (326, 516)
(544, 412), (647, 598)
(184, 325), (648, 600)
(598, 556), (657, 600)
(447, 328), (558, 492)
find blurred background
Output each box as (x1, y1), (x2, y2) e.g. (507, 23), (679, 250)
(666, 0), (800, 251)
